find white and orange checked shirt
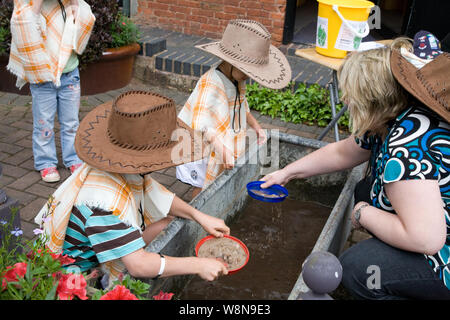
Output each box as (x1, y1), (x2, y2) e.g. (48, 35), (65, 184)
(7, 0), (95, 88)
(34, 163), (175, 288)
(178, 68), (250, 189)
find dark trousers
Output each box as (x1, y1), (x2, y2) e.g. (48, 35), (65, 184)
(339, 177), (450, 300)
(339, 237), (450, 300)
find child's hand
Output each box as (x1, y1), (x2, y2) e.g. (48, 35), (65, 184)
(256, 128), (267, 145)
(222, 147), (235, 170)
(196, 212), (230, 238)
(196, 257), (229, 281)
(69, 0), (78, 23)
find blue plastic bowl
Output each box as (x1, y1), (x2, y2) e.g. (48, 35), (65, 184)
(246, 181), (288, 203)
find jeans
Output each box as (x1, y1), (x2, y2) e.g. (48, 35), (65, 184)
(339, 237), (450, 300)
(30, 68), (82, 171)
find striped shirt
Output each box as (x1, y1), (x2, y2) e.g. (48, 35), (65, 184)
(62, 204), (145, 272)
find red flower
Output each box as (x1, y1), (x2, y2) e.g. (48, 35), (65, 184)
(56, 273), (88, 300)
(153, 290), (174, 300)
(1, 262), (27, 290)
(100, 285), (139, 300)
(49, 252), (76, 266)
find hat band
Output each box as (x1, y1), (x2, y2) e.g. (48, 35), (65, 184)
(218, 42), (269, 66)
(107, 129), (173, 151)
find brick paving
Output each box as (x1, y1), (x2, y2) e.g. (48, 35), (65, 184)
(0, 78), (352, 246)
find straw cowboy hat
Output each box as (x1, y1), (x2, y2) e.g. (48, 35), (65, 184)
(390, 49), (450, 123)
(196, 19), (292, 90)
(75, 91), (206, 174)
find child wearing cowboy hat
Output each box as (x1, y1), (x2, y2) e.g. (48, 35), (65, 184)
(261, 33), (450, 299)
(35, 91), (231, 289)
(176, 19), (292, 197)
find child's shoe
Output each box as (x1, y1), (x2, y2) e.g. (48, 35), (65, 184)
(40, 167), (60, 183)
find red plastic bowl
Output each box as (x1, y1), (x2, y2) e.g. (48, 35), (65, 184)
(195, 235), (250, 274)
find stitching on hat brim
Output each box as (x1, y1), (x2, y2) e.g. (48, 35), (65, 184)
(391, 50), (450, 122)
(196, 42), (291, 89)
(75, 103), (202, 174)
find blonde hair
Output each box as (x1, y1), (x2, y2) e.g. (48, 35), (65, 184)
(338, 38), (413, 138)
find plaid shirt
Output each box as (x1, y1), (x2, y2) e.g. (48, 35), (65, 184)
(8, 0), (95, 88)
(35, 163), (175, 288)
(178, 68), (250, 188)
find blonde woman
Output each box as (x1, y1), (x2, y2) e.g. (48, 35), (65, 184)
(261, 35), (450, 299)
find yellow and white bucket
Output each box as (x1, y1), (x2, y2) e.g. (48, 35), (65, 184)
(315, 0), (375, 58)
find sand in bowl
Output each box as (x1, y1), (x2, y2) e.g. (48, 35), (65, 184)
(197, 237), (247, 271)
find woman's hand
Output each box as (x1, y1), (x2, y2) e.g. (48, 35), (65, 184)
(260, 169), (290, 189)
(196, 257), (229, 281)
(196, 212), (230, 238)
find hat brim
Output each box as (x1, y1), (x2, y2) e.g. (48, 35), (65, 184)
(196, 41), (292, 90)
(75, 101), (208, 174)
(391, 50), (450, 123)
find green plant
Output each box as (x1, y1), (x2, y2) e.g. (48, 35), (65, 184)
(79, 1), (140, 69)
(0, 0), (13, 56)
(79, 0), (120, 69)
(90, 274), (150, 300)
(110, 13), (140, 48)
(246, 82), (349, 130)
(0, 199), (173, 300)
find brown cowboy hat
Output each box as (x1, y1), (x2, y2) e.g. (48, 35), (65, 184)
(75, 91), (206, 174)
(196, 19), (292, 90)
(390, 49), (450, 123)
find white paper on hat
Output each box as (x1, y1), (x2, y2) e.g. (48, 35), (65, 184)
(400, 47), (433, 69)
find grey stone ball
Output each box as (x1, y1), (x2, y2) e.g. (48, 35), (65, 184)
(302, 251), (342, 294)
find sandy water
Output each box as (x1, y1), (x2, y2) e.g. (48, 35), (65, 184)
(179, 197), (331, 300)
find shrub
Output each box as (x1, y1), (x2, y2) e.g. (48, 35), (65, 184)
(0, 0), (13, 56)
(79, 1), (140, 69)
(79, 0), (121, 69)
(246, 82), (349, 130)
(110, 13), (140, 48)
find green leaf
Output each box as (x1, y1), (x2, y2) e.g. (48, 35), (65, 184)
(45, 281), (58, 300)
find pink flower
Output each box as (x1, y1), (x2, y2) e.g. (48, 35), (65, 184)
(1, 262), (28, 290)
(153, 290), (174, 300)
(100, 285), (139, 300)
(56, 273), (88, 300)
(122, 22), (126, 25)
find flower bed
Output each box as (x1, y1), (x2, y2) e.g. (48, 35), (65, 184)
(0, 205), (173, 300)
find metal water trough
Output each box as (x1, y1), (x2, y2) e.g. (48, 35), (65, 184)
(144, 131), (364, 299)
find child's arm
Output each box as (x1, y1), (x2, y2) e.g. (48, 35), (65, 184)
(247, 111), (267, 145)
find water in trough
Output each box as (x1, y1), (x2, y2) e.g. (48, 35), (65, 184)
(179, 197), (331, 300)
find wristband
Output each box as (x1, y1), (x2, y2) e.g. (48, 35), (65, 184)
(152, 252), (165, 280)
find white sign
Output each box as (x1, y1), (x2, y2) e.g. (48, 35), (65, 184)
(334, 20), (367, 51)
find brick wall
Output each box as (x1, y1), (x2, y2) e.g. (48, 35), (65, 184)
(136, 0), (287, 46)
